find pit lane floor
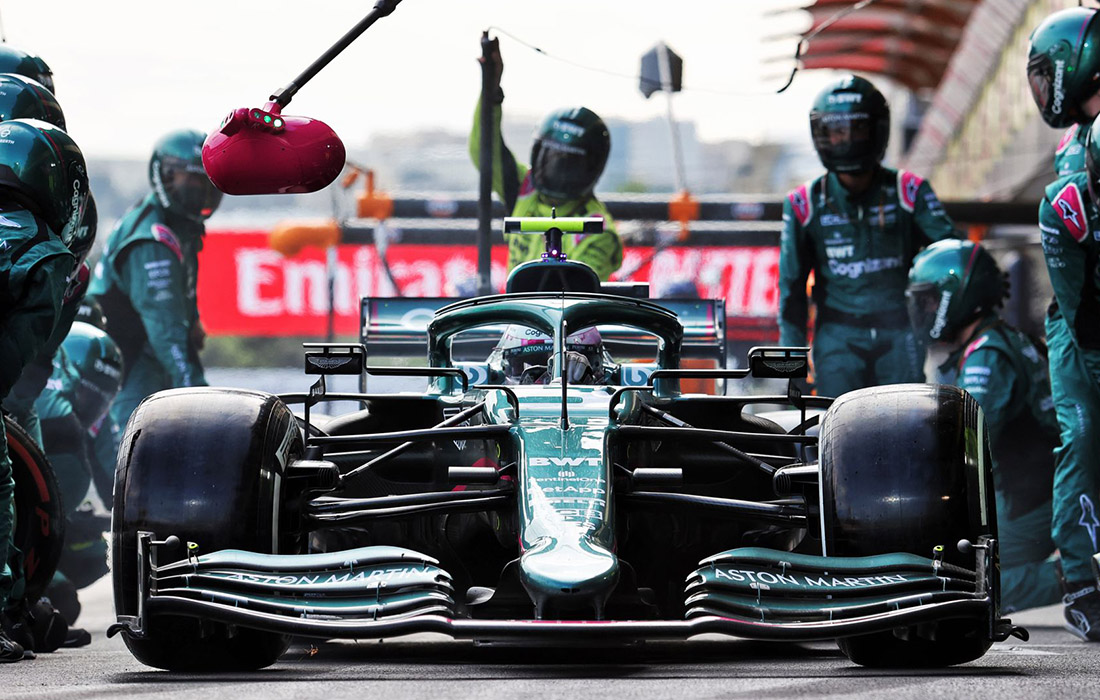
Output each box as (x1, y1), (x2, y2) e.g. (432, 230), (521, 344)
(5, 574), (1098, 700)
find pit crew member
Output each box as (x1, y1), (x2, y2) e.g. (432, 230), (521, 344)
(778, 74), (960, 397)
(1034, 116), (1100, 640)
(0, 120), (88, 661)
(469, 42), (620, 280)
(88, 129), (222, 438)
(908, 239), (1062, 614)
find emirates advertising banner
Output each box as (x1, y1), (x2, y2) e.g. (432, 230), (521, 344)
(197, 231), (780, 337)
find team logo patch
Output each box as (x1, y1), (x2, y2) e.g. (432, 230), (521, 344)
(1057, 124), (1080, 154)
(1080, 494), (1100, 550)
(898, 170), (924, 213)
(1052, 182), (1089, 242)
(151, 223), (184, 262)
(62, 262), (90, 304)
(788, 183), (812, 227)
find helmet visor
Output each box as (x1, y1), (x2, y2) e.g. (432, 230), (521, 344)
(161, 156), (223, 219)
(906, 282), (948, 341)
(74, 375), (117, 426)
(532, 140), (598, 201)
(1027, 53), (1054, 115)
(810, 112), (874, 170)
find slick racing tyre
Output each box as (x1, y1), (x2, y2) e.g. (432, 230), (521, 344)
(6, 414), (65, 602)
(819, 384), (995, 668)
(112, 388), (303, 671)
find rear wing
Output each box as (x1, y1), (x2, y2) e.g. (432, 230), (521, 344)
(359, 296), (727, 365)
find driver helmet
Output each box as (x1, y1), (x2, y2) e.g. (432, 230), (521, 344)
(906, 239), (1007, 345)
(0, 45), (54, 95)
(1027, 7), (1100, 128)
(499, 325), (554, 384)
(60, 321), (123, 426)
(809, 75), (890, 174)
(149, 128), (223, 221)
(564, 326), (604, 378)
(497, 325), (606, 384)
(530, 107), (610, 204)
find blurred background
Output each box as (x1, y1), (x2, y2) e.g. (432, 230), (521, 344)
(4, 0), (1069, 380)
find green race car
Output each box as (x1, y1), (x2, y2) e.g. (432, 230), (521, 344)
(109, 217), (1022, 671)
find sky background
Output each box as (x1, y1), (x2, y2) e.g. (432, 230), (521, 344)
(4, 1), (843, 159)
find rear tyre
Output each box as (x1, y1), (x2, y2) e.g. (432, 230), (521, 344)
(111, 388), (303, 671)
(819, 384), (995, 668)
(7, 414), (65, 602)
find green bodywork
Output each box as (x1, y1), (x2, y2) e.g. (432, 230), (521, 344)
(426, 294), (683, 612)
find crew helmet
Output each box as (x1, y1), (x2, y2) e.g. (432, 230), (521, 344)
(809, 75), (890, 173)
(1027, 7), (1100, 128)
(1082, 117), (1100, 202)
(530, 107), (610, 203)
(0, 73), (63, 129)
(68, 192), (96, 269)
(0, 118), (88, 252)
(149, 129), (222, 221)
(0, 45), (54, 95)
(61, 321), (122, 425)
(74, 296), (107, 331)
(906, 239), (1007, 344)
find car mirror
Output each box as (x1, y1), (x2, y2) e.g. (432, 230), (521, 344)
(748, 346), (809, 379)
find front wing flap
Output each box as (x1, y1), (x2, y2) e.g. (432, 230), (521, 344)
(686, 548), (980, 624)
(111, 536), (1015, 644)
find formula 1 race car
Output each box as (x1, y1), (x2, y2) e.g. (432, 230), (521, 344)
(109, 218), (1024, 671)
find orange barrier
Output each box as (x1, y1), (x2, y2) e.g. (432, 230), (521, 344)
(269, 219), (341, 256)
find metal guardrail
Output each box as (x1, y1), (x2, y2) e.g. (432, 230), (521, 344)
(378, 195), (1040, 227)
(335, 195), (1040, 247)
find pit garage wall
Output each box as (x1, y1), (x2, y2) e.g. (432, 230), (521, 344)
(196, 230), (780, 340)
(904, 0), (1069, 201)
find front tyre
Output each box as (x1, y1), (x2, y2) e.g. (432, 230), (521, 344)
(819, 384), (995, 668)
(111, 388), (303, 671)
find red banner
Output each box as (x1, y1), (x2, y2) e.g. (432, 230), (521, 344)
(198, 230), (780, 337)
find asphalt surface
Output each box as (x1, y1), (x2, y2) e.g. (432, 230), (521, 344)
(4, 576), (1098, 700)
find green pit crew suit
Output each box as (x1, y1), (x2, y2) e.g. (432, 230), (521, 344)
(1056, 123), (1089, 177)
(0, 209), (74, 608)
(942, 318), (1062, 612)
(87, 192), (207, 436)
(35, 349), (117, 597)
(778, 168), (960, 397)
(0, 78), (91, 451)
(3, 262), (89, 446)
(469, 99), (621, 280)
(1038, 171), (1100, 588)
